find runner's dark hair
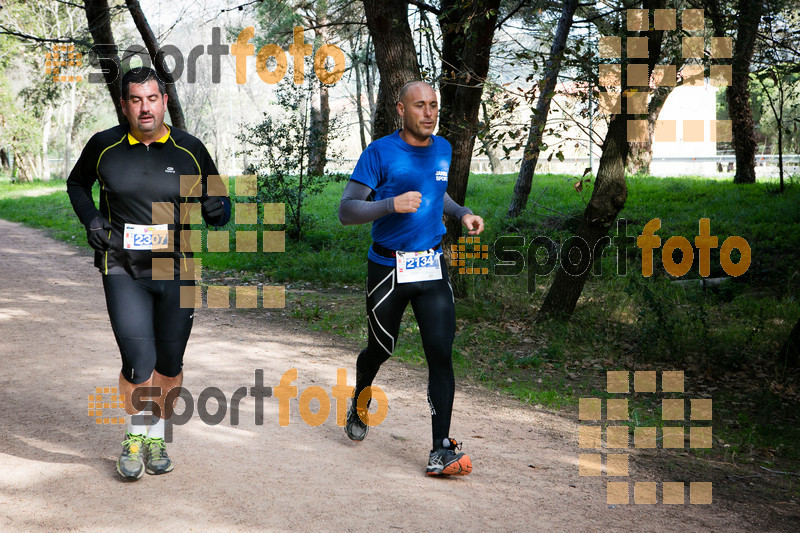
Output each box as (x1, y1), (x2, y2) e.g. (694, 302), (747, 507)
(121, 67), (166, 100)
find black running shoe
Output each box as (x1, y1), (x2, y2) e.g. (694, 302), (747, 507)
(426, 438), (472, 476)
(345, 399), (369, 441)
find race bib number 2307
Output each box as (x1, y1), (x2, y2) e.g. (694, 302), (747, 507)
(123, 224), (169, 250)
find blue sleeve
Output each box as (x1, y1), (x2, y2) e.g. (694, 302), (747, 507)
(349, 144), (381, 190)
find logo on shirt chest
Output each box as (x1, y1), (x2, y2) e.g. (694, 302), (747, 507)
(165, 166), (176, 174)
(435, 170), (448, 182)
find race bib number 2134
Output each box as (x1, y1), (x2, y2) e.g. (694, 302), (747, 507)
(396, 250), (442, 283)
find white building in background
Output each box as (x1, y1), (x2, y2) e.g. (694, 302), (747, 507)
(650, 83), (722, 177)
(456, 80), (734, 177)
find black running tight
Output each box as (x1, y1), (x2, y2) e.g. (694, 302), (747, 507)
(102, 274), (194, 385)
(354, 257), (456, 450)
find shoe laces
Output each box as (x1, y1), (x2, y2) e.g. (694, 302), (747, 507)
(147, 437), (167, 458)
(446, 438), (462, 451)
(122, 434), (145, 457)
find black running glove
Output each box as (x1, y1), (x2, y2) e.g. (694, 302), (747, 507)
(86, 215), (112, 251)
(201, 197), (230, 226)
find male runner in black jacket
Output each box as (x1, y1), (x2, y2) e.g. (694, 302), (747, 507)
(67, 67), (230, 480)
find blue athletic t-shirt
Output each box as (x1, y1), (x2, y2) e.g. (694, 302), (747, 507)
(350, 130), (451, 266)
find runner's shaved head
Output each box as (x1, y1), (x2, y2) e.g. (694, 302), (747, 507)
(398, 81), (434, 104)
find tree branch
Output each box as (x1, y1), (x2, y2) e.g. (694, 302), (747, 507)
(407, 0), (441, 16)
(125, 0), (186, 129)
(220, 0), (265, 14)
(0, 26), (75, 44)
(51, 0), (86, 8)
(303, 21), (368, 32)
(496, 0), (534, 30)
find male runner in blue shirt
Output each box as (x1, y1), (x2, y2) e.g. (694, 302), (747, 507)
(338, 81), (484, 476)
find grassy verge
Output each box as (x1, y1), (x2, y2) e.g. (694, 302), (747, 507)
(2, 173), (799, 475)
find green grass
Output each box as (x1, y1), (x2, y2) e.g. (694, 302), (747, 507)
(3, 172), (799, 471)
(0, 179), (88, 245)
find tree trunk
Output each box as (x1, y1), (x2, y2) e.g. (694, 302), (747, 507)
(362, 0), (421, 140)
(62, 81), (77, 180)
(626, 85), (674, 175)
(707, 0), (762, 184)
(83, 0), (125, 124)
(365, 35), (377, 135)
(778, 110), (784, 193)
(352, 37), (368, 151)
(479, 102), (501, 173)
(308, 83), (330, 175)
(14, 150), (36, 182)
(538, 0), (667, 319)
(308, 19), (331, 176)
(125, 0), (186, 130)
(437, 0), (500, 297)
(779, 317), (800, 368)
(507, 0), (578, 218)
(0, 148), (9, 170)
(41, 105), (52, 181)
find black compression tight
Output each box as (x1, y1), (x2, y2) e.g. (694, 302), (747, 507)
(354, 258), (456, 450)
(102, 274), (194, 385)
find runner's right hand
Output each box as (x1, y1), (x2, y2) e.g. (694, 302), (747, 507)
(86, 215), (112, 251)
(393, 191), (422, 213)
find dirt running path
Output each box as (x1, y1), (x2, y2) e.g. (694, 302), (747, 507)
(0, 218), (789, 531)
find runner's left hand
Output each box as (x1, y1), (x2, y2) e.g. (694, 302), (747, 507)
(201, 197), (227, 225)
(461, 214), (484, 235)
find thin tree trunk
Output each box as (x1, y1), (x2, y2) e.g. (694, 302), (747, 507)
(778, 113), (784, 192)
(308, 19), (331, 176)
(480, 102), (501, 173)
(125, 0), (186, 130)
(351, 36), (368, 151)
(365, 35), (377, 131)
(83, 0), (125, 124)
(362, 0), (421, 140)
(507, 0), (578, 218)
(62, 82), (77, 179)
(41, 105), (52, 181)
(538, 0), (667, 319)
(308, 83), (330, 175)
(778, 78), (784, 193)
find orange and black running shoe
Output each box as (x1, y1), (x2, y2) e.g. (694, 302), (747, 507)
(426, 438), (472, 476)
